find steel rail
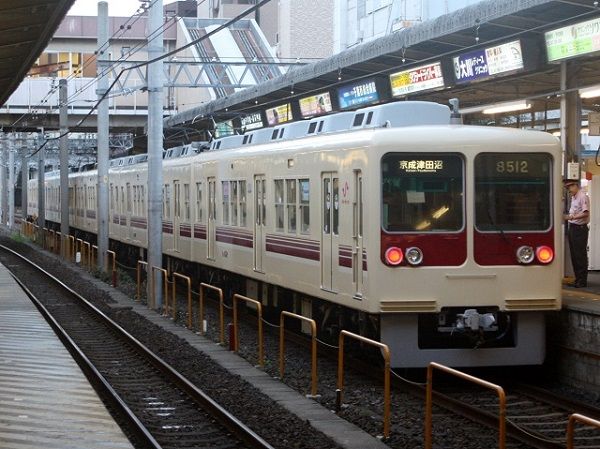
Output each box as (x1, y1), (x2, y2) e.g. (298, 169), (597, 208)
(0, 244), (275, 449)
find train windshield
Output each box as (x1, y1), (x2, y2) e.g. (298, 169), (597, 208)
(381, 153), (464, 232)
(475, 153), (552, 232)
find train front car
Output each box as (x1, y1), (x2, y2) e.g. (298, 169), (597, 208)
(374, 126), (562, 368)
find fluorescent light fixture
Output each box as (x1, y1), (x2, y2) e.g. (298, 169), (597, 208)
(580, 85), (600, 99)
(483, 100), (531, 115)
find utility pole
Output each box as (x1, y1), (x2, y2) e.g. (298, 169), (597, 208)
(8, 133), (15, 229)
(37, 130), (45, 242)
(147, 0), (164, 309)
(21, 140), (28, 225)
(59, 79), (69, 256)
(97, 1), (110, 270)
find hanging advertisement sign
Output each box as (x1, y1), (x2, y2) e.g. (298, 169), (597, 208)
(214, 120), (234, 138)
(299, 92), (332, 118)
(545, 17), (600, 62)
(453, 40), (524, 83)
(337, 79), (379, 109)
(389, 62), (445, 97)
(241, 112), (263, 131)
(265, 103), (293, 126)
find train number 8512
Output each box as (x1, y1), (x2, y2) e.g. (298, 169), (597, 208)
(496, 160), (529, 174)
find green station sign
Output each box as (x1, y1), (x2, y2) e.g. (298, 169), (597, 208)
(545, 17), (600, 62)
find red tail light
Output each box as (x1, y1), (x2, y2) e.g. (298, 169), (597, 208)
(535, 246), (554, 264)
(385, 247), (403, 266)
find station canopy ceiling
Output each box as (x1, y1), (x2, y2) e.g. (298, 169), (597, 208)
(0, 0), (75, 108)
(165, 0), (600, 138)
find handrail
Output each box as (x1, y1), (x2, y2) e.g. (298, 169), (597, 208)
(425, 362), (506, 449)
(172, 272), (191, 325)
(107, 250), (117, 287)
(337, 330), (391, 439)
(199, 283), (225, 344)
(136, 260), (148, 302)
(151, 266), (168, 311)
(567, 414), (600, 449)
(232, 293), (263, 368)
(279, 311), (318, 397)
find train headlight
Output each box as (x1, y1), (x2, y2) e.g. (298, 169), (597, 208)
(384, 247), (403, 266)
(536, 246), (554, 264)
(405, 247), (423, 266)
(516, 246), (535, 264)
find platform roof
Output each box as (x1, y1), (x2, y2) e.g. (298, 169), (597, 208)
(165, 0), (600, 134)
(0, 0), (76, 107)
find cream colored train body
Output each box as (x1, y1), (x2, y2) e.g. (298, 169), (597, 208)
(29, 102), (563, 367)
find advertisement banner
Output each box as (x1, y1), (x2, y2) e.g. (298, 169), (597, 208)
(390, 62), (444, 97)
(266, 104), (293, 126)
(299, 92), (332, 117)
(337, 79), (379, 109)
(453, 40), (523, 83)
(241, 112), (263, 131)
(214, 120), (234, 138)
(545, 17), (600, 62)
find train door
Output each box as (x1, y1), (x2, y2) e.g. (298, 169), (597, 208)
(125, 183), (132, 240)
(352, 171), (364, 298)
(254, 175), (266, 272)
(321, 172), (339, 292)
(207, 177), (216, 260)
(173, 180), (181, 252)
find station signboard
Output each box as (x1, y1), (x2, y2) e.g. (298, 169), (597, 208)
(389, 62), (445, 97)
(337, 79), (380, 109)
(299, 92), (332, 118)
(545, 17), (600, 62)
(453, 40), (524, 83)
(241, 112), (263, 131)
(266, 103), (293, 126)
(214, 120), (234, 138)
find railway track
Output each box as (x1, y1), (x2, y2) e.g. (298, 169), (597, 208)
(0, 244), (274, 449)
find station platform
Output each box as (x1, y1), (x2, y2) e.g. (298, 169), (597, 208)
(562, 270), (600, 316)
(0, 263), (134, 449)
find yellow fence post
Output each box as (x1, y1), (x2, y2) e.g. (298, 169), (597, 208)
(232, 293), (263, 368)
(136, 260), (148, 302)
(172, 273), (191, 325)
(425, 362), (506, 449)
(91, 245), (98, 270)
(56, 232), (61, 255)
(69, 236), (75, 261)
(337, 330), (391, 439)
(279, 311), (318, 397)
(199, 283), (225, 343)
(151, 266), (168, 312)
(567, 414), (600, 449)
(83, 242), (91, 269)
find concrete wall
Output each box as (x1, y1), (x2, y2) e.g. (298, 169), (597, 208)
(547, 308), (600, 392)
(278, 0), (334, 60)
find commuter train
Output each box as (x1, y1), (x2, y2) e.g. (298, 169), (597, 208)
(28, 101), (563, 367)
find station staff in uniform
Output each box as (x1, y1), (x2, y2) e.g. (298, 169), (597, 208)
(563, 179), (590, 288)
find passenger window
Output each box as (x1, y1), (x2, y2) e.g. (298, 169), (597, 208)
(275, 180), (284, 232)
(222, 181), (230, 225)
(286, 179), (296, 233)
(308, 122), (317, 134)
(366, 111), (373, 125)
(353, 113), (365, 127)
(272, 130), (278, 140)
(299, 179), (310, 234)
(318, 121), (324, 132)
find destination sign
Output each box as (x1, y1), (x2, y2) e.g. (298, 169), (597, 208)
(299, 92), (332, 118)
(545, 17), (600, 62)
(338, 79), (379, 109)
(390, 62), (445, 97)
(266, 103), (293, 126)
(453, 40), (524, 83)
(214, 120), (234, 138)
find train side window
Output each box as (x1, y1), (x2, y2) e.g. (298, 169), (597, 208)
(222, 181), (230, 225)
(274, 179), (284, 232)
(286, 179), (296, 233)
(318, 121), (324, 132)
(184, 184), (190, 221)
(308, 122), (317, 134)
(196, 182), (203, 222)
(272, 130), (278, 140)
(121, 187), (125, 214)
(163, 184), (171, 219)
(239, 181), (247, 227)
(353, 113), (365, 127)
(231, 181), (238, 226)
(140, 186), (146, 216)
(333, 178), (339, 235)
(243, 135), (249, 144)
(299, 179), (310, 234)
(110, 185), (114, 211)
(126, 183), (132, 213)
(365, 111), (373, 125)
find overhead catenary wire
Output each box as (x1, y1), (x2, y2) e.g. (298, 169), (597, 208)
(28, 0), (273, 159)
